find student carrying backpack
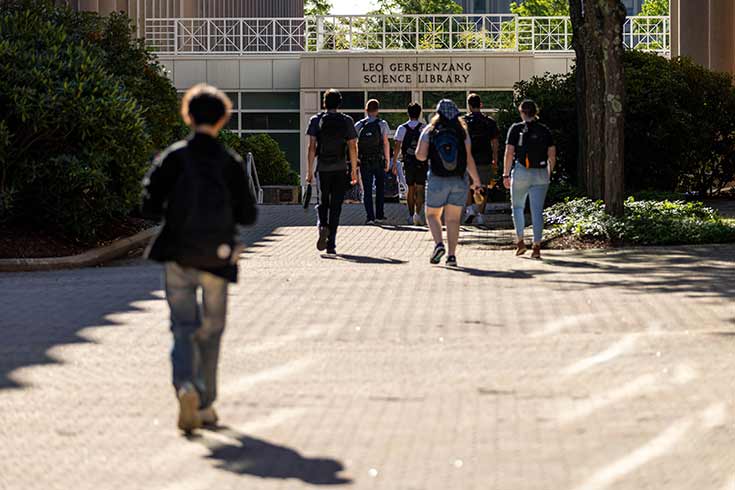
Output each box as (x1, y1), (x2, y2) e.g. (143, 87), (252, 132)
(142, 84), (257, 433)
(462, 94), (500, 226)
(392, 102), (427, 225)
(355, 99), (391, 224)
(415, 99), (482, 267)
(305, 89), (359, 255)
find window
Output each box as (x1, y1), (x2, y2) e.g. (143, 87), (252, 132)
(366, 91), (412, 110)
(470, 91), (513, 111)
(241, 92), (299, 110)
(319, 91), (365, 110)
(423, 91), (468, 110)
(242, 113), (300, 131)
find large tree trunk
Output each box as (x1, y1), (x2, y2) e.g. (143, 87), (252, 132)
(569, 0), (626, 210)
(601, 0), (626, 217)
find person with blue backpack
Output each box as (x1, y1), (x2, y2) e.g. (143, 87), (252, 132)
(142, 84), (258, 433)
(354, 99), (391, 225)
(415, 99), (482, 267)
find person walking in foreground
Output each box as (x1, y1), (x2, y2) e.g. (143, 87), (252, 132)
(306, 89), (359, 254)
(393, 101), (427, 226)
(503, 99), (556, 259)
(142, 84), (258, 433)
(462, 93), (500, 226)
(355, 99), (391, 225)
(416, 99), (482, 267)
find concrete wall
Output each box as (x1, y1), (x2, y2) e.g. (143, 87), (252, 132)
(673, 0), (735, 75)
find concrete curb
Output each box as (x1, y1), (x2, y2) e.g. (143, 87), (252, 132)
(0, 226), (160, 273)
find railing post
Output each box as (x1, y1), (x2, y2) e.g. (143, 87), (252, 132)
(272, 19), (276, 52)
(173, 19), (178, 55)
(415, 16), (419, 51)
(349, 16), (353, 51)
(514, 15), (519, 51)
(448, 14), (453, 51)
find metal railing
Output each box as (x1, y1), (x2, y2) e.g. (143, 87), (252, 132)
(144, 15), (670, 55)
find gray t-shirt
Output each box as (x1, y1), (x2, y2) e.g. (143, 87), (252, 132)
(354, 116), (391, 137)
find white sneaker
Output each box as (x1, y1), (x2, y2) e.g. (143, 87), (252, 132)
(412, 213), (421, 226)
(177, 383), (202, 433)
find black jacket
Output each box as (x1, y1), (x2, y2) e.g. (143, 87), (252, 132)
(141, 132), (257, 282)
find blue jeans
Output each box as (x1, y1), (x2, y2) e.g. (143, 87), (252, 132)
(165, 262), (228, 409)
(361, 165), (385, 221)
(511, 165), (550, 243)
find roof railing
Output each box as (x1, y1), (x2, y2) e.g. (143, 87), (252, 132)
(144, 14), (670, 55)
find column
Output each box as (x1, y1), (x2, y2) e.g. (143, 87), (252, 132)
(674, 0), (735, 75)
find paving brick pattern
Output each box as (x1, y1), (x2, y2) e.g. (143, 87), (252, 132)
(1, 203), (733, 490)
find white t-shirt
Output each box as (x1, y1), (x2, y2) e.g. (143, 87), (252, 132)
(394, 120), (423, 143)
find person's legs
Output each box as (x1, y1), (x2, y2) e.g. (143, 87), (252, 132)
(406, 184), (416, 216)
(165, 262), (200, 392)
(317, 172), (331, 229)
(375, 166), (385, 220)
(510, 167), (531, 242)
(444, 204), (463, 256)
(361, 166), (375, 222)
(528, 178), (550, 245)
(425, 206), (444, 245)
(194, 270), (228, 410)
(327, 171), (347, 250)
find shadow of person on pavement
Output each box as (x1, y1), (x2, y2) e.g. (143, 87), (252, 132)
(187, 425), (352, 485)
(441, 265), (539, 278)
(320, 254), (407, 265)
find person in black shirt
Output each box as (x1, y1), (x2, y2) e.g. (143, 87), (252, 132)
(503, 99), (556, 259)
(462, 93), (500, 226)
(142, 84), (258, 432)
(305, 89), (358, 254)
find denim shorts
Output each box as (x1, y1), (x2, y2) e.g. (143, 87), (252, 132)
(425, 171), (469, 208)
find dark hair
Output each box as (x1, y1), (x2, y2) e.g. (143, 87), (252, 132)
(467, 93), (482, 110)
(519, 99), (539, 118)
(181, 83), (232, 126)
(407, 101), (422, 119)
(323, 89), (342, 110)
(365, 98), (380, 113)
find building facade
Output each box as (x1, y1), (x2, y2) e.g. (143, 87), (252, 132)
(62, 1), (692, 183)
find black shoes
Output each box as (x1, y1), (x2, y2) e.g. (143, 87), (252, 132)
(317, 226), (329, 251)
(446, 255), (458, 267)
(430, 243), (446, 264)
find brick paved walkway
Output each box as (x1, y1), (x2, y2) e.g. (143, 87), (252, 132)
(1, 204), (733, 490)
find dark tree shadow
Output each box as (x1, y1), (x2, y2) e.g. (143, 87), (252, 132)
(321, 254), (407, 265)
(188, 426), (352, 485)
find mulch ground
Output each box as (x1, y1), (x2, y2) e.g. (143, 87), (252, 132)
(0, 217), (155, 259)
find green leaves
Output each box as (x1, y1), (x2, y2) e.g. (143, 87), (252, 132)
(545, 197), (735, 245)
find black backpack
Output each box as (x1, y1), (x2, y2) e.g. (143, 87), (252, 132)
(515, 121), (550, 169)
(429, 120), (467, 177)
(316, 112), (348, 167)
(357, 119), (383, 160)
(400, 122), (424, 162)
(171, 148), (236, 268)
(464, 112), (495, 166)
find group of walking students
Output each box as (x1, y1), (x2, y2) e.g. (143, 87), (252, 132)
(306, 88), (557, 264)
(141, 83), (556, 432)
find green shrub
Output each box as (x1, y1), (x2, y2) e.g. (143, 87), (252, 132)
(501, 51), (735, 197)
(545, 197), (735, 245)
(241, 134), (299, 186)
(0, 2), (182, 242)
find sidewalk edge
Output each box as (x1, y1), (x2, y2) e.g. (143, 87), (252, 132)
(0, 227), (160, 273)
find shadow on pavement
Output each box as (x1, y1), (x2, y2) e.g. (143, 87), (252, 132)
(542, 245), (735, 300)
(442, 265), (539, 279)
(321, 254), (407, 265)
(189, 426), (352, 485)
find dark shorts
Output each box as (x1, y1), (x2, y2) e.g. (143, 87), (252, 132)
(404, 160), (428, 186)
(475, 164), (499, 187)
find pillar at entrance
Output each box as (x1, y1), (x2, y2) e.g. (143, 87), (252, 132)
(672, 0), (735, 75)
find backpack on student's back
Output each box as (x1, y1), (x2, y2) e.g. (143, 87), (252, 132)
(171, 148), (236, 268)
(463, 112), (495, 165)
(429, 121), (467, 177)
(357, 119), (383, 160)
(400, 123), (423, 161)
(317, 112), (348, 168)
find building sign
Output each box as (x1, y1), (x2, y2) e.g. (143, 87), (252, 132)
(361, 61), (474, 86)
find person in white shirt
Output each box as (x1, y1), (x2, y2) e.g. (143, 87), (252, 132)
(392, 102), (427, 225)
